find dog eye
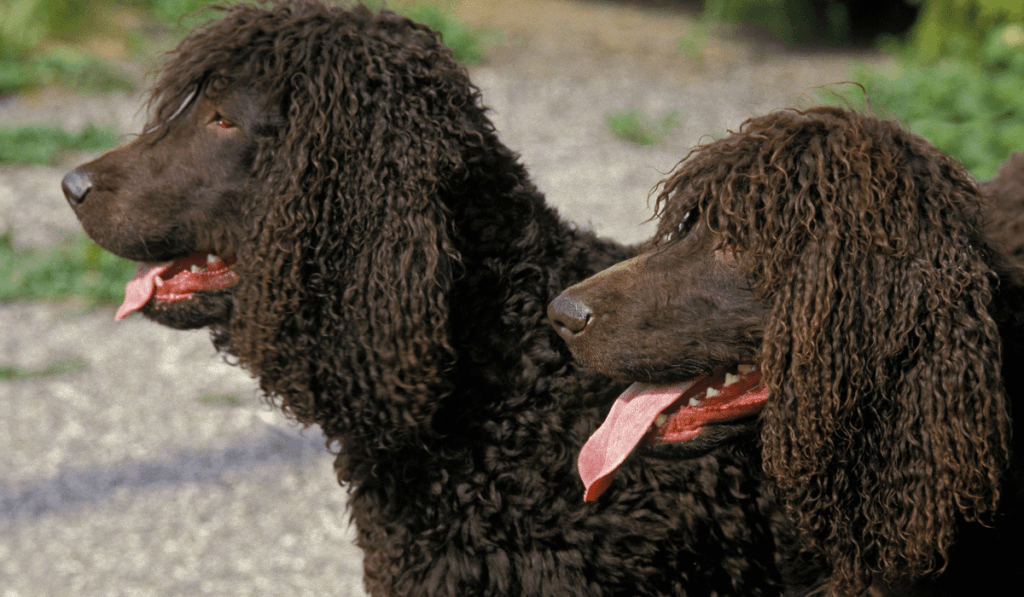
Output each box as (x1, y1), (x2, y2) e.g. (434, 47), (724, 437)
(210, 113), (236, 130)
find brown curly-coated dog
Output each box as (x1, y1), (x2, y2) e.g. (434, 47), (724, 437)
(549, 107), (1024, 596)
(61, 2), (784, 595)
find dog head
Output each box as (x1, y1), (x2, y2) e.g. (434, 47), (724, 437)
(62, 2), (494, 449)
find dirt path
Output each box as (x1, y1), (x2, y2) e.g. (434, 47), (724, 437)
(0, 2), (879, 595)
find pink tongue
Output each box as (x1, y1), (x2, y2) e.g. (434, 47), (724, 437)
(578, 380), (700, 502)
(578, 372), (767, 501)
(116, 262), (172, 321)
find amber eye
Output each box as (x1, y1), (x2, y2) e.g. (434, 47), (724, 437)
(210, 112), (236, 130)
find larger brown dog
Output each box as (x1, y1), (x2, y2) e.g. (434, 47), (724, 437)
(61, 1), (784, 595)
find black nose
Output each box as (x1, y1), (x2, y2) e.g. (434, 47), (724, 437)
(548, 292), (592, 338)
(62, 168), (94, 207)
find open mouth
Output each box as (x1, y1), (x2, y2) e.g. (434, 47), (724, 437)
(646, 364), (764, 443)
(115, 252), (239, 320)
(577, 364), (768, 501)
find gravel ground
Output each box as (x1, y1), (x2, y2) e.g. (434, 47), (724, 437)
(0, 1), (881, 595)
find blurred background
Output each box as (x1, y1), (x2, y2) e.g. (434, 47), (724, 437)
(2, 1), (1022, 595)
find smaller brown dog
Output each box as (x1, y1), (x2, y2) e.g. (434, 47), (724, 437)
(549, 107), (1024, 596)
(985, 151), (1024, 260)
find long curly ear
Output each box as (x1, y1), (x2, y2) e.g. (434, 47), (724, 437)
(219, 7), (473, 454)
(695, 109), (1011, 594)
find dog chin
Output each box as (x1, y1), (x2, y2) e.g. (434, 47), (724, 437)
(141, 290), (234, 330)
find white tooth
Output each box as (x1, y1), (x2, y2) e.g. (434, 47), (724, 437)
(688, 397), (701, 407)
(705, 387), (721, 398)
(724, 373), (740, 386)
(738, 364), (756, 374)
(154, 276), (164, 287)
(654, 414), (667, 427)
(191, 264), (201, 273)
(207, 253), (219, 264)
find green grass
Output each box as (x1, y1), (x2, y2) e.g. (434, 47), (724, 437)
(676, 20), (717, 63)
(199, 393), (244, 406)
(0, 124), (118, 165)
(605, 108), (682, 147)
(832, 22), (1024, 180)
(0, 357), (86, 380)
(0, 230), (136, 306)
(401, 2), (501, 65)
(37, 47), (135, 91)
(0, 47), (136, 95)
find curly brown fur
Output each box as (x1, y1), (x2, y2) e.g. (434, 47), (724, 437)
(550, 107), (1024, 595)
(984, 151), (1024, 260)
(62, 2), (784, 595)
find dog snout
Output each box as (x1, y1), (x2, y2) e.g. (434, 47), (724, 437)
(548, 291), (593, 340)
(62, 168), (94, 207)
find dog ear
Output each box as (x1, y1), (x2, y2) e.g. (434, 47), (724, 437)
(748, 116), (1012, 593)
(223, 14), (470, 456)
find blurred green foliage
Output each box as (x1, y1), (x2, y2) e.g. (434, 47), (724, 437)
(0, 0), (90, 58)
(0, 1), (497, 96)
(0, 0), (133, 93)
(139, 0), (499, 64)
(907, 0), (1024, 62)
(702, 0), (849, 45)
(137, 0), (218, 22)
(0, 229), (136, 306)
(133, 0), (253, 31)
(838, 22), (1024, 179)
(0, 125), (118, 164)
